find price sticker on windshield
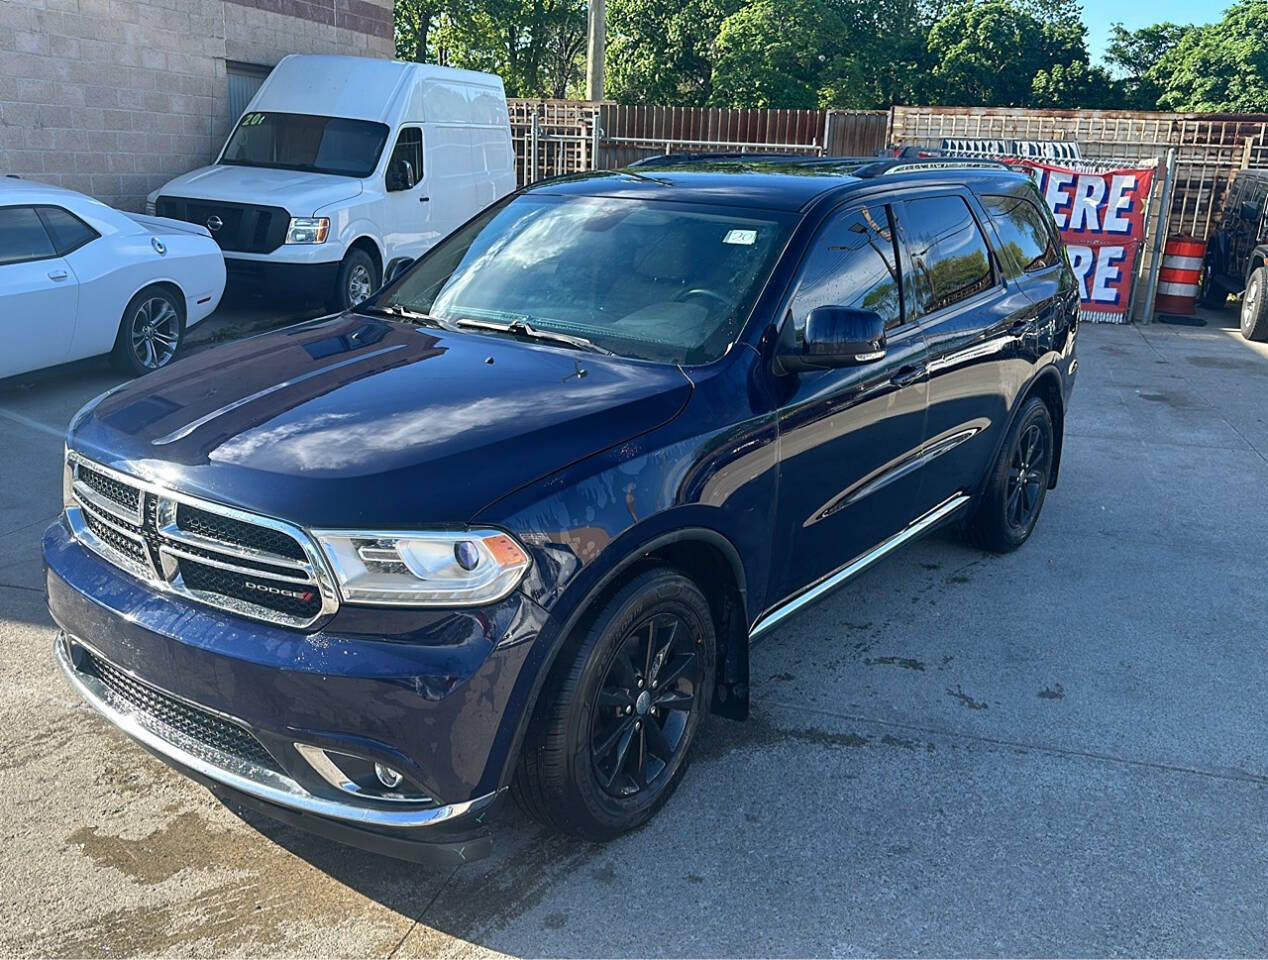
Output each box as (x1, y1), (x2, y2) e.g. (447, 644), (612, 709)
(723, 229), (757, 245)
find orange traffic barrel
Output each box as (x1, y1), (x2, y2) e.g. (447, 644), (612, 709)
(1156, 235), (1205, 315)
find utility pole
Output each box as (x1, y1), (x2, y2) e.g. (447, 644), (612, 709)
(586, 0), (605, 101)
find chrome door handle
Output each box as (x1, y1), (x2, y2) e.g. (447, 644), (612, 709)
(890, 363), (926, 387)
(48, 270), (68, 281)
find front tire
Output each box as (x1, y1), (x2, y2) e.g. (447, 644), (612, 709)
(1241, 266), (1268, 341)
(966, 396), (1054, 553)
(329, 248), (379, 312)
(513, 568), (716, 841)
(111, 286), (184, 377)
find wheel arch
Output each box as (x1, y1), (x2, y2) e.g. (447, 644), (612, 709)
(346, 236), (383, 278)
(498, 526), (751, 791)
(977, 364), (1066, 497)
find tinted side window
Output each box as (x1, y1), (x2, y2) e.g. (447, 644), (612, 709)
(983, 194), (1058, 274)
(387, 128), (424, 191)
(0, 207), (56, 265)
(37, 206), (98, 256)
(789, 203), (903, 334)
(899, 195), (994, 313)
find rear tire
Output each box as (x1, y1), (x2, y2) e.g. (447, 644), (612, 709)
(329, 248), (379, 312)
(965, 396), (1054, 554)
(1199, 257), (1226, 307)
(1241, 266), (1268, 341)
(512, 568), (716, 841)
(111, 286), (185, 377)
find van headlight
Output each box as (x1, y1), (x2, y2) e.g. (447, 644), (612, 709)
(313, 529), (531, 606)
(286, 217), (330, 244)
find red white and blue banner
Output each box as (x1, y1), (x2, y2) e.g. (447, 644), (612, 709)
(1011, 160), (1157, 323)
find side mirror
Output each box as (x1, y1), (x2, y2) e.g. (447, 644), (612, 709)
(1241, 199), (1260, 222)
(385, 258), (413, 283)
(777, 306), (887, 373)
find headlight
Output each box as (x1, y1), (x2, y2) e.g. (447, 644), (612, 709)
(314, 529), (530, 606)
(285, 217), (330, 244)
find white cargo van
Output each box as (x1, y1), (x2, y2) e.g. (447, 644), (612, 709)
(148, 55), (516, 310)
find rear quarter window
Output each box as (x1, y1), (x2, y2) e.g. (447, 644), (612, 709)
(982, 194), (1059, 275)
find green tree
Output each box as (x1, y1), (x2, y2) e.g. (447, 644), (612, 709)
(925, 0), (1110, 108)
(395, 0), (448, 63)
(709, 0), (847, 108)
(1151, 2), (1268, 112)
(1104, 22), (1189, 110)
(425, 0), (587, 98)
(606, 0), (744, 105)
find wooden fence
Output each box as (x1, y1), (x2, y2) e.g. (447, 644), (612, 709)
(507, 99), (889, 185)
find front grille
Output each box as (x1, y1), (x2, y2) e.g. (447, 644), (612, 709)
(79, 464), (140, 514)
(77, 645), (279, 772)
(154, 196), (289, 254)
(180, 558), (323, 621)
(176, 503), (307, 561)
(82, 509), (148, 565)
(66, 454), (335, 628)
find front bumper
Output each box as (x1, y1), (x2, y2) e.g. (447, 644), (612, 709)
(45, 519), (548, 864)
(55, 632), (497, 864)
(224, 257), (340, 300)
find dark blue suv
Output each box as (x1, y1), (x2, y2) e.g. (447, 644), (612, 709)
(46, 157), (1078, 864)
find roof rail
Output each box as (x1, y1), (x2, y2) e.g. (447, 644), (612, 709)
(852, 157), (1016, 178)
(627, 152), (821, 168)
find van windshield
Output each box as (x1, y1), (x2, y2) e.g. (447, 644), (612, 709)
(377, 194), (794, 365)
(221, 112), (389, 178)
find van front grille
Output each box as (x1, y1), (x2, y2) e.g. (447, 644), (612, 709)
(65, 453), (337, 628)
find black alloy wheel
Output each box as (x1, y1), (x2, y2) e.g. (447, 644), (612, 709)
(590, 612), (698, 798)
(1006, 421), (1048, 534)
(512, 567), (716, 841)
(965, 395), (1055, 553)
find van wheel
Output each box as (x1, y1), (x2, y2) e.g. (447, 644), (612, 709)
(1241, 266), (1268, 341)
(512, 568), (715, 841)
(330, 248), (379, 312)
(111, 286), (184, 377)
(965, 396), (1054, 554)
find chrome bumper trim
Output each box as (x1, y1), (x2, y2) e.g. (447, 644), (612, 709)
(55, 632), (497, 830)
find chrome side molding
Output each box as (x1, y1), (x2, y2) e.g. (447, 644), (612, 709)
(750, 492), (971, 639)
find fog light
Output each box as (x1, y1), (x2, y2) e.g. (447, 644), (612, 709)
(374, 763), (404, 789)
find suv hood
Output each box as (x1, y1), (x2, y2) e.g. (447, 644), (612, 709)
(69, 314), (693, 527)
(157, 164), (363, 216)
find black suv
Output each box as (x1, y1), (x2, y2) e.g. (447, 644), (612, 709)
(48, 157), (1079, 864)
(1203, 167), (1268, 340)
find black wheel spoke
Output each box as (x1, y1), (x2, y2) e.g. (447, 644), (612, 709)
(653, 652), (695, 692)
(590, 609), (700, 799)
(599, 688), (633, 709)
(643, 716), (674, 761)
(653, 688), (693, 712)
(594, 718), (632, 761)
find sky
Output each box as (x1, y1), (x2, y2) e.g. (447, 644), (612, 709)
(1083, 1), (1219, 64)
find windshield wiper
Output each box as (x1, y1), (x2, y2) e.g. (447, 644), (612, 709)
(454, 317), (613, 355)
(357, 304), (456, 329)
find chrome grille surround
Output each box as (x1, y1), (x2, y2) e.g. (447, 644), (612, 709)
(64, 450), (339, 628)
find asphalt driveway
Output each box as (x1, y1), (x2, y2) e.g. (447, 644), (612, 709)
(1, 308), (1266, 957)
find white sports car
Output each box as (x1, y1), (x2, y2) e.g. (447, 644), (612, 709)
(0, 177), (226, 378)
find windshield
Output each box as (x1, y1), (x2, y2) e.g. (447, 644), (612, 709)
(378, 194), (795, 364)
(221, 112), (389, 178)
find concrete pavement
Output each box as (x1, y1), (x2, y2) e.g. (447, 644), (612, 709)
(2, 308), (1266, 957)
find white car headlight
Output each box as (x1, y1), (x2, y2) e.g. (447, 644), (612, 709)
(314, 529), (531, 606)
(286, 217), (330, 244)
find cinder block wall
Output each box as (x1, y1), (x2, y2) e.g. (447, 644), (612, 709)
(0, 0), (394, 211)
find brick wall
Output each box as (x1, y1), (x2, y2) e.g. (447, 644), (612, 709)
(0, 0), (394, 211)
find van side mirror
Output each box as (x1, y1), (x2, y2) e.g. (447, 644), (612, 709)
(1241, 199), (1260, 222)
(387, 160), (415, 192)
(777, 306), (887, 374)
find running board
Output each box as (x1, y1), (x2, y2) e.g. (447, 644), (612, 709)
(749, 493), (972, 640)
